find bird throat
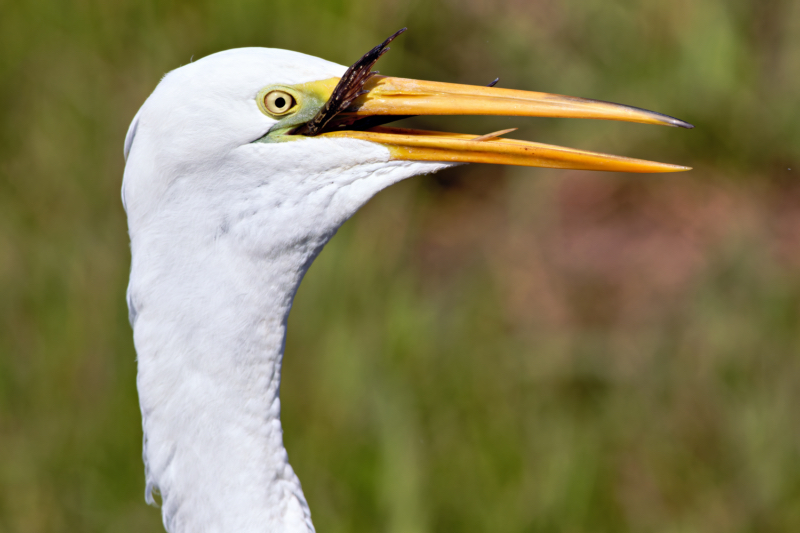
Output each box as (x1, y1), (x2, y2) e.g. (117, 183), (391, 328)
(129, 227), (326, 533)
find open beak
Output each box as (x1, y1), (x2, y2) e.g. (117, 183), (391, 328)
(319, 76), (692, 173)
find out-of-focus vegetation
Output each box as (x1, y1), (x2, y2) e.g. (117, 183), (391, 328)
(1, 0), (799, 531)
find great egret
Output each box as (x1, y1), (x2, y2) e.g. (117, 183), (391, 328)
(122, 29), (691, 533)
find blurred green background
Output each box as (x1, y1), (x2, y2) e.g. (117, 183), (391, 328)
(1, 0), (799, 531)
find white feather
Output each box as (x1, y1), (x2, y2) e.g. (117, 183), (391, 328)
(123, 48), (453, 533)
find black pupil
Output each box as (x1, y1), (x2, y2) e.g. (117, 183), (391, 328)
(275, 96), (286, 109)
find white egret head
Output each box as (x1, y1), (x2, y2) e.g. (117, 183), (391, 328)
(123, 28), (691, 257)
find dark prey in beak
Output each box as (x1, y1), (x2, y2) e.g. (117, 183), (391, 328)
(294, 28), (407, 136)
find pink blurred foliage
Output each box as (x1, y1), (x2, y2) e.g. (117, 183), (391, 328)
(413, 172), (800, 330)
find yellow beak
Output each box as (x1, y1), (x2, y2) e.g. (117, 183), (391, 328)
(320, 76), (692, 173)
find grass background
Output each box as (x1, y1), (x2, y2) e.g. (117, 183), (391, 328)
(1, 0), (799, 531)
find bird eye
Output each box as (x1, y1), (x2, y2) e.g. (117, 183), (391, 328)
(264, 90), (296, 115)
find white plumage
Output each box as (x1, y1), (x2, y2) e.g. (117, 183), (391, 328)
(124, 48), (453, 533)
(123, 40), (690, 533)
